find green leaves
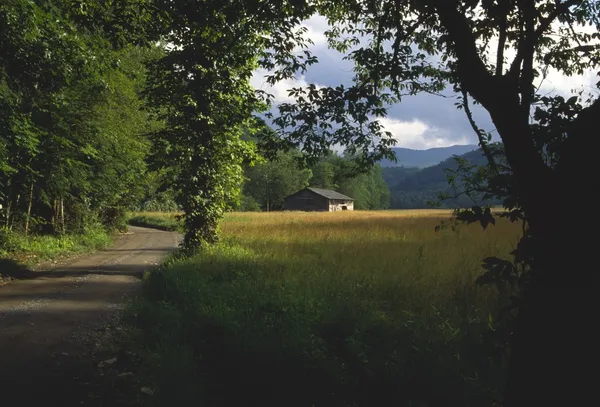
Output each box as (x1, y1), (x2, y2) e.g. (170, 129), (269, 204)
(243, 150), (312, 211)
(272, 83), (398, 169)
(476, 257), (517, 286)
(145, 0), (322, 249)
(455, 206), (496, 230)
(1, 1), (161, 234)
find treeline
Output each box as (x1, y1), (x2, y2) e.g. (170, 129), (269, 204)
(0, 2), (163, 235)
(383, 149), (503, 209)
(238, 151), (391, 212)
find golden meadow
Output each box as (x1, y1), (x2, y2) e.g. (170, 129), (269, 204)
(128, 210), (521, 406)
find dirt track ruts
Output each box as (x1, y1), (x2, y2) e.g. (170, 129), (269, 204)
(0, 226), (181, 406)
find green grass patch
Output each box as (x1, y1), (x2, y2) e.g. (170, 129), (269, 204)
(125, 212), (518, 406)
(128, 213), (181, 232)
(0, 224), (111, 271)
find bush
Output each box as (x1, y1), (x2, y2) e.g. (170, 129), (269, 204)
(141, 192), (180, 213)
(0, 229), (20, 254)
(101, 206), (129, 232)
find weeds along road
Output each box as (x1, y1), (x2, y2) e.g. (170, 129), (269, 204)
(0, 226), (181, 406)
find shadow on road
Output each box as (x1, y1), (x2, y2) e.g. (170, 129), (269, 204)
(1, 257), (153, 280)
(0, 258), (32, 279)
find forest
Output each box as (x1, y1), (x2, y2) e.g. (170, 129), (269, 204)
(1, 2), (162, 238)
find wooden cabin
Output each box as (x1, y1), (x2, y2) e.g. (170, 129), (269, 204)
(283, 187), (355, 212)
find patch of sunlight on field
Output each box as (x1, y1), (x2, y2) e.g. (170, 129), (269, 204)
(221, 210), (522, 314)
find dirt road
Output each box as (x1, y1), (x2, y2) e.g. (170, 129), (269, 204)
(0, 226), (181, 406)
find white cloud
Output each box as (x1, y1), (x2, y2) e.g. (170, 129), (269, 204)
(251, 69), (325, 104)
(538, 68), (598, 97)
(301, 15), (329, 47)
(378, 117), (470, 149)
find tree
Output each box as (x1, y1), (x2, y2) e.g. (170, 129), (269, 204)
(1, 1), (161, 234)
(244, 151), (312, 211)
(146, 0), (316, 249)
(269, 1), (598, 405)
(310, 160), (337, 190)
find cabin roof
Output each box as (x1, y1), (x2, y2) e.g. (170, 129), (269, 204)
(305, 187), (354, 201)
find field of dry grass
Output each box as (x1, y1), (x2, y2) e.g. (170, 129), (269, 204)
(127, 210), (521, 406)
(221, 210), (521, 311)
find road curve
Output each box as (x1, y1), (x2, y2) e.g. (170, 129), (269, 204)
(0, 226), (181, 406)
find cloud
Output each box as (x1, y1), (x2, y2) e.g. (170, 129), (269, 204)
(538, 68), (599, 97)
(251, 69), (325, 104)
(301, 15), (329, 47)
(378, 117), (470, 149)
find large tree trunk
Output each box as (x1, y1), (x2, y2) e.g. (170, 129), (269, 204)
(434, 5), (597, 404)
(503, 216), (591, 406)
(501, 100), (596, 407)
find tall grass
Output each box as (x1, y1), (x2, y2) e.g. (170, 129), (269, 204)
(126, 210), (521, 406)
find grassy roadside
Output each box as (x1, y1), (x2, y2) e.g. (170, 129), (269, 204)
(0, 225), (112, 282)
(127, 212), (181, 232)
(124, 211), (520, 406)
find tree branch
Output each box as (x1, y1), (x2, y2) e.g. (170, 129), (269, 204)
(509, 0), (583, 78)
(519, 0), (536, 119)
(535, 0), (583, 39)
(389, 7), (427, 92)
(496, 1), (510, 76)
(462, 90), (499, 175)
(372, 2), (393, 95)
(431, 1), (498, 107)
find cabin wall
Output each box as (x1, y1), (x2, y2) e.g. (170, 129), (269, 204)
(284, 190), (329, 211)
(328, 200), (354, 211)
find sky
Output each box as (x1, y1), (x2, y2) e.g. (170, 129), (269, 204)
(251, 15), (599, 150)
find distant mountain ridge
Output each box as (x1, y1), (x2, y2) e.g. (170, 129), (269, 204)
(382, 147), (503, 209)
(380, 144), (479, 168)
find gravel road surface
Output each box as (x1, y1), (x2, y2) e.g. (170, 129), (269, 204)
(0, 226), (181, 406)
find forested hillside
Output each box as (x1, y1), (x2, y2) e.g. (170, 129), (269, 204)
(379, 144), (478, 168)
(383, 148), (503, 209)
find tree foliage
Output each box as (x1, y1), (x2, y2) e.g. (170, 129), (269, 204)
(243, 151), (312, 211)
(0, 1), (161, 234)
(145, 0), (316, 249)
(309, 155), (391, 209)
(241, 150), (391, 211)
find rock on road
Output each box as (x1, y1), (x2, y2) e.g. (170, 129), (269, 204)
(0, 226), (181, 406)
